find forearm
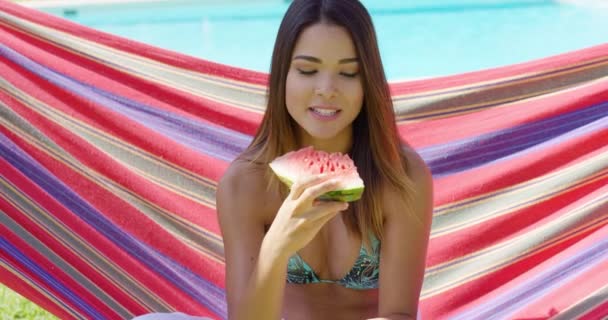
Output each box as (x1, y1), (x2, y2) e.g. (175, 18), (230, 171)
(231, 239), (289, 320)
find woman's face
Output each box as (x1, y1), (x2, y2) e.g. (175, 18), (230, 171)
(285, 22), (364, 145)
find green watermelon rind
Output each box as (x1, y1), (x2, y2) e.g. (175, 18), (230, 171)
(317, 188), (363, 202)
(276, 176), (363, 202)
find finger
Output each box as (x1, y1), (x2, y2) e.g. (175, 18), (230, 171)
(290, 173), (334, 200)
(299, 178), (342, 203)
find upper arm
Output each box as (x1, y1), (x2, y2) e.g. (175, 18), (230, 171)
(216, 163), (268, 316)
(378, 150), (434, 317)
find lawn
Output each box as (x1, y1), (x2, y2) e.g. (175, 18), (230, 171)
(0, 284), (57, 320)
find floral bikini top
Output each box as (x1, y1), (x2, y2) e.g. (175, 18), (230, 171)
(286, 233), (380, 290)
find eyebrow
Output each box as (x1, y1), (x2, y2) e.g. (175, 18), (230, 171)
(292, 55), (359, 64)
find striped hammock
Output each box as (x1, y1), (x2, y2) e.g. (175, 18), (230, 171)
(1, 1), (607, 319)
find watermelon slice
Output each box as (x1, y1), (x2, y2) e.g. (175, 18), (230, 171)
(269, 146), (364, 202)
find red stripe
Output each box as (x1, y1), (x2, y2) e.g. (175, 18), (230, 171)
(0, 264), (77, 320)
(427, 174), (608, 267)
(399, 78), (608, 148)
(0, 128), (224, 316)
(512, 254), (608, 319)
(0, 223), (94, 318)
(578, 300), (608, 320)
(0, 24), (263, 135)
(1, 156), (157, 315)
(0, 0), (268, 85)
(389, 44), (608, 95)
(0, 215), (119, 318)
(430, 125), (608, 208)
(422, 186), (608, 316)
(421, 222), (606, 320)
(0, 57), (227, 229)
(441, 224), (608, 319)
(5, 0), (606, 93)
(0, 123), (225, 292)
(0, 29), (233, 185)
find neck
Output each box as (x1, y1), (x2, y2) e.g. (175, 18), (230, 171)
(297, 126), (353, 154)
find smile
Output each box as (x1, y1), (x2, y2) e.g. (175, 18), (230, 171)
(309, 107), (341, 121)
(311, 107), (339, 115)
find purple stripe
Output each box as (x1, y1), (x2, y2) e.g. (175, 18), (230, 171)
(0, 132), (227, 319)
(419, 102), (608, 177)
(0, 237), (103, 319)
(450, 234), (608, 320)
(0, 43), (250, 162)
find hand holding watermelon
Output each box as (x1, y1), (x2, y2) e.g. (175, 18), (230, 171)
(263, 173), (350, 256)
(262, 147), (365, 256)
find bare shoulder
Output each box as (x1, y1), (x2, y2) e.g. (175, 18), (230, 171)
(382, 146), (434, 223)
(217, 159), (278, 225)
(402, 146), (432, 184)
(406, 147), (433, 219)
(218, 158), (266, 199)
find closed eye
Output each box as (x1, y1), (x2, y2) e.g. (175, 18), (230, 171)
(340, 72), (359, 78)
(298, 69), (317, 75)
(297, 69), (359, 78)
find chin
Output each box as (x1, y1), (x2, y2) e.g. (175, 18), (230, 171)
(302, 129), (340, 141)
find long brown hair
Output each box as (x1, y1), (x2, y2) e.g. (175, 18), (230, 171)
(239, 0), (418, 246)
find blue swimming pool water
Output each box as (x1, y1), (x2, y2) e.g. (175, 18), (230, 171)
(38, 0), (608, 80)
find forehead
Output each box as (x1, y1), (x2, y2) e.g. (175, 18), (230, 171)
(291, 23), (358, 62)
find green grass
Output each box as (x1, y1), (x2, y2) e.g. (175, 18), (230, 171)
(0, 284), (58, 320)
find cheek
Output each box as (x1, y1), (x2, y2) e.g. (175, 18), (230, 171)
(285, 72), (310, 111)
(347, 82), (364, 112)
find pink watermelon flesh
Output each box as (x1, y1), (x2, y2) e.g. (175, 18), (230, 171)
(269, 146), (364, 202)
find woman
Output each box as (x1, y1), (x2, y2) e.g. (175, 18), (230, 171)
(218, 1), (433, 320)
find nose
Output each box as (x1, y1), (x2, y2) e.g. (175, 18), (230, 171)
(314, 73), (337, 99)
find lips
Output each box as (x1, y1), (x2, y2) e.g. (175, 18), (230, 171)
(309, 105), (341, 115)
(310, 105), (340, 111)
(310, 107), (339, 116)
(308, 106), (341, 121)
